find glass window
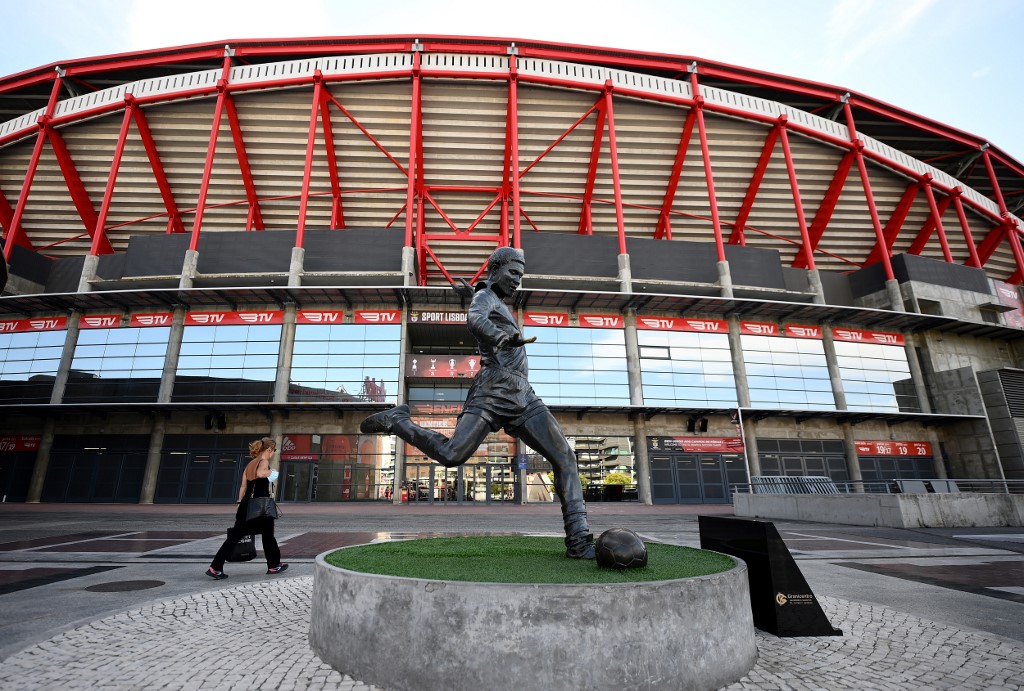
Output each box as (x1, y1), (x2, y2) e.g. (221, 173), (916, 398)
(0, 330), (68, 403)
(740, 334), (835, 411)
(289, 324), (400, 403)
(834, 341), (918, 413)
(173, 324), (281, 402)
(639, 330), (737, 407)
(63, 327), (170, 403)
(524, 328), (629, 405)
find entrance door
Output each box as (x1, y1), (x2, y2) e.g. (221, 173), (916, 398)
(165, 452), (244, 503)
(280, 461), (315, 501)
(649, 452), (743, 504)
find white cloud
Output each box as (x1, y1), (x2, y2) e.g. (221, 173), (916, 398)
(824, 0), (937, 71)
(971, 66), (992, 79)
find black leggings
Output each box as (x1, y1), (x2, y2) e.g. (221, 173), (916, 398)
(211, 504), (281, 571)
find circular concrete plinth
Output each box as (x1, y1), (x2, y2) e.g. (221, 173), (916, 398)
(310, 549), (756, 691)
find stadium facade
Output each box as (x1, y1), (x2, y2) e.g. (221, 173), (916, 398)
(1, 35), (1023, 506)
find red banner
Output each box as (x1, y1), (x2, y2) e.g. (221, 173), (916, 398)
(296, 310), (344, 324)
(79, 314), (121, 329)
(740, 321), (780, 336)
(524, 312), (570, 327)
(409, 310), (467, 325)
(855, 440), (932, 456)
(648, 436), (745, 453)
(185, 311), (284, 326)
(0, 317), (68, 333)
(832, 327), (904, 346)
(407, 354), (481, 378)
(130, 313), (174, 328)
(636, 316), (728, 333)
(578, 314), (623, 329)
(0, 435), (41, 452)
(783, 325), (823, 339)
(355, 310), (400, 324)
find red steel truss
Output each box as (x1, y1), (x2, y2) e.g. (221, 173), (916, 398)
(1, 37), (1022, 286)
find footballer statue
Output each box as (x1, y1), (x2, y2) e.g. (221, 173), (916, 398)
(360, 246), (596, 559)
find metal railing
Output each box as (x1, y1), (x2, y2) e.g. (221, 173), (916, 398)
(732, 477), (1024, 496)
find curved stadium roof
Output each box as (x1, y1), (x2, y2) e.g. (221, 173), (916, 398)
(1, 35), (1022, 286)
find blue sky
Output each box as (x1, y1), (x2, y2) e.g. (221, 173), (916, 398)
(1, 0), (1022, 161)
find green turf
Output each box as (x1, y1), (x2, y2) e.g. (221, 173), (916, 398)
(324, 535), (735, 584)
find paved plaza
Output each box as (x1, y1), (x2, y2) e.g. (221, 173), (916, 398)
(1, 502), (1023, 690)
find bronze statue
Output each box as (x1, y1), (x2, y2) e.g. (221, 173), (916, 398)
(361, 247), (596, 558)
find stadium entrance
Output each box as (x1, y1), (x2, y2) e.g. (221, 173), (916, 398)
(649, 437), (747, 504)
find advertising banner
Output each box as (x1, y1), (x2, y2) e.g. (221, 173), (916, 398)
(407, 354), (480, 378)
(648, 436), (745, 453)
(855, 440), (932, 456)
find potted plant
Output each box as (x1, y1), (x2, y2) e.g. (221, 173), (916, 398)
(602, 471), (631, 501)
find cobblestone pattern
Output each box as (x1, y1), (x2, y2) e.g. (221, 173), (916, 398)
(2, 578), (1022, 690)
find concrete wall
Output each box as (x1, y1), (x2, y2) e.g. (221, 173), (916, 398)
(734, 493), (1024, 527)
(310, 551), (757, 691)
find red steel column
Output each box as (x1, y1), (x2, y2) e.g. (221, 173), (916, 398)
(920, 175), (953, 263)
(188, 53), (233, 252)
(844, 101), (894, 281)
(405, 51), (422, 250)
(131, 107), (184, 235)
(603, 81), (627, 255)
(89, 98), (135, 256)
(951, 190), (982, 267)
(777, 116), (815, 270)
(296, 72), (324, 248)
(690, 69), (726, 262)
(982, 148), (1024, 280)
(509, 55), (522, 249)
(3, 72), (63, 260)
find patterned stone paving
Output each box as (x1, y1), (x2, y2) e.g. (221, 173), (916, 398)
(1, 576), (1021, 691)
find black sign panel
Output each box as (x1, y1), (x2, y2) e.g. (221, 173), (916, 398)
(698, 515), (842, 637)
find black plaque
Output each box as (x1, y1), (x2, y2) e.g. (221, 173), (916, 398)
(698, 515), (842, 637)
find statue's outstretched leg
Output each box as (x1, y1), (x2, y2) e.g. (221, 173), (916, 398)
(361, 407), (491, 469)
(516, 412), (596, 559)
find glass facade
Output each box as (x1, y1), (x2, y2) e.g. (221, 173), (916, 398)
(834, 341), (919, 413)
(638, 330), (737, 407)
(174, 324), (282, 402)
(65, 327), (170, 402)
(741, 335), (835, 410)
(0, 330), (65, 403)
(525, 327), (630, 405)
(289, 324), (400, 403)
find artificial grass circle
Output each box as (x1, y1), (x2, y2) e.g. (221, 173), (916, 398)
(324, 535), (735, 584)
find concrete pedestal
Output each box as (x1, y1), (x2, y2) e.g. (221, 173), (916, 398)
(310, 549), (756, 691)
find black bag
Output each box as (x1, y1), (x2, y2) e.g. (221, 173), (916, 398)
(227, 532), (256, 562)
(245, 496), (280, 522)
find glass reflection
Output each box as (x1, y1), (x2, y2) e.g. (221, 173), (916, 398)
(639, 331), (737, 407)
(524, 327), (629, 405)
(64, 326), (170, 403)
(740, 334), (835, 411)
(289, 324), (400, 403)
(173, 324), (281, 402)
(0, 330), (67, 403)
(834, 341), (919, 413)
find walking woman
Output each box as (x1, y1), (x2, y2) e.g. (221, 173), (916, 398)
(206, 436), (288, 579)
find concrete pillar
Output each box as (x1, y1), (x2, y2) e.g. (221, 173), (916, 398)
(139, 414), (167, 504)
(727, 317), (751, 409)
(401, 246), (417, 287)
(717, 260), (734, 299)
(927, 429), (947, 479)
(392, 308), (411, 504)
(821, 324), (848, 410)
(903, 333), (932, 414)
(841, 422), (863, 491)
(807, 268), (826, 305)
(623, 310), (651, 504)
(885, 278), (904, 312)
(273, 304), (298, 403)
(48, 312), (81, 405)
(270, 412), (285, 499)
(25, 417), (55, 503)
(617, 253), (632, 294)
(741, 417), (761, 476)
(179, 249), (199, 290)
(288, 246), (305, 287)
(78, 254), (99, 293)
(157, 308), (187, 403)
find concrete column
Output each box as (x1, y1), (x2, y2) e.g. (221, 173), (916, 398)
(179, 249), (199, 290)
(821, 324), (847, 410)
(807, 268), (826, 305)
(273, 304), (298, 403)
(885, 278), (904, 312)
(156, 308), (187, 403)
(727, 317), (751, 409)
(48, 312), (81, 405)
(927, 430), (947, 479)
(139, 414), (167, 504)
(25, 417), (55, 503)
(623, 310), (651, 504)
(288, 246), (305, 287)
(741, 417), (761, 476)
(401, 246), (417, 287)
(841, 422), (863, 491)
(903, 333), (932, 414)
(392, 308), (411, 504)
(717, 260), (734, 299)
(617, 253), (632, 294)
(78, 254), (99, 293)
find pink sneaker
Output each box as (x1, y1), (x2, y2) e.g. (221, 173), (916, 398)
(267, 563), (289, 575)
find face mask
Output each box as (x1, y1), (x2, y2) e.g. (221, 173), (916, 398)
(268, 470), (279, 483)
